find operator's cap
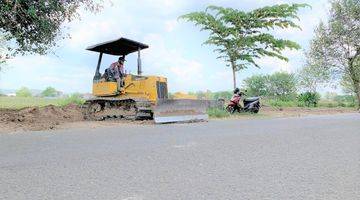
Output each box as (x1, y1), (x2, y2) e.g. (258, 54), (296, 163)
(118, 56), (126, 62)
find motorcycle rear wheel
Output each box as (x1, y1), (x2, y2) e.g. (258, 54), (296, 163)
(252, 108), (259, 113)
(251, 104), (260, 113)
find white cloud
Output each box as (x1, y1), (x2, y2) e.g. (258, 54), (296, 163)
(64, 3), (134, 50)
(142, 33), (206, 92)
(141, 0), (189, 14)
(164, 19), (178, 32)
(1, 55), (93, 92)
(256, 56), (293, 73)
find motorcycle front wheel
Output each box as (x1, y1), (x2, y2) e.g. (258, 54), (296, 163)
(226, 105), (236, 114)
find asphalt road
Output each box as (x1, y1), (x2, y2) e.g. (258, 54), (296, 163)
(1, 114), (359, 200)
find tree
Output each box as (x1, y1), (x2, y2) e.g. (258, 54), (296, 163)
(306, 0), (360, 108)
(180, 4), (307, 89)
(0, 0), (102, 65)
(297, 53), (331, 92)
(341, 74), (356, 95)
(41, 86), (58, 97)
(266, 72), (297, 101)
(0, 33), (9, 70)
(243, 75), (267, 97)
(16, 87), (32, 97)
(243, 72), (297, 100)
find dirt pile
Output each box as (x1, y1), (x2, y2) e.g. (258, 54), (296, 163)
(0, 104), (84, 132)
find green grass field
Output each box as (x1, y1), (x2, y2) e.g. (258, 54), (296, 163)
(0, 96), (85, 109)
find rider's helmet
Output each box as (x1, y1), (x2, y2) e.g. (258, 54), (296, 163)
(233, 88), (240, 94)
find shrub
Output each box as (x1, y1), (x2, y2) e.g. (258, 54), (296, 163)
(266, 72), (297, 101)
(338, 102), (346, 107)
(334, 95), (356, 105)
(16, 87), (32, 97)
(268, 99), (297, 108)
(297, 92), (320, 107)
(243, 72), (297, 101)
(347, 102), (356, 107)
(243, 75), (267, 97)
(327, 103), (336, 108)
(59, 93), (85, 106)
(41, 86), (58, 97)
(207, 108), (230, 118)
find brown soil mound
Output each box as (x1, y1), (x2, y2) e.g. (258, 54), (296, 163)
(0, 104), (84, 132)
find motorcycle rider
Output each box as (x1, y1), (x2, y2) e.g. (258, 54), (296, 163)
(229, 88), (243, 112)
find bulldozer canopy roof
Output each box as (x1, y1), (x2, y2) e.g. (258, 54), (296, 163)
(86, 38), (149, 55)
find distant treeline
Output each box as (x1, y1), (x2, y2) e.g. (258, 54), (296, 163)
(170, 71), (357, 108)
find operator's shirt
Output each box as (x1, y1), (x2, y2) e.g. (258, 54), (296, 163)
(110, 62), (124, 79)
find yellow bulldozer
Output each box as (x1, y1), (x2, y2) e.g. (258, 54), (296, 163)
(83, 37), (208, 123)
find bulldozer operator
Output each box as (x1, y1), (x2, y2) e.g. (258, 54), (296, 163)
(103, 56), (125, 90)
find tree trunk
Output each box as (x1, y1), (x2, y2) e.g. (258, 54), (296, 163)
(348, 59), (360, 110)
(231, 62), (237, 90)
(355, 83), (360, 110)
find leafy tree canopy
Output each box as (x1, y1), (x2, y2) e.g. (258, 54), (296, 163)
(297, 55), (331, 93)
(306, 0), (360, 108)
(180, 4), (308, 88)
(266, 72), (297, 100)
(243, 72), (297, 101)
(16, 86), (32, 97)
(0, 0), (102, 59)
(242, 75), (267, 97)
(41, 86), (58, 97)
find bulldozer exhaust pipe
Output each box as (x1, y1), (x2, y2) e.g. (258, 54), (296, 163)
(94, 52), (103, 81)
(137, 47), (142, 75)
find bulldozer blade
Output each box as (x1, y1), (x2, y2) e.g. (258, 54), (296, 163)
(154, 99), (209, 124)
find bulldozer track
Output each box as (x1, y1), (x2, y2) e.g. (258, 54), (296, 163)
(82, 98), (153, 121)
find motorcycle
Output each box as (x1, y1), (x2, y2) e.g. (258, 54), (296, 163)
(226, 91), (261, 114)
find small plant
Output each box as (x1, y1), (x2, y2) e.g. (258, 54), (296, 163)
(59, 93), (85, 106)
(347, 102), (356, 108)
(267, 99), (297, 108)
(327, 102), (336, 108)
(297, 92), (320, 107)
(207, 108), (230, 118)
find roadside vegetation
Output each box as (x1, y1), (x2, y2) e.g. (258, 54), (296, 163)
(180, 0), (359, 110)
(207, 108), (230, 118)
(174, 69), (357, 111)
(304, 0), (360, 109)
(0, 93), (85, 109)
(213, 90), (355, 109)
(207, 107), (268, 119)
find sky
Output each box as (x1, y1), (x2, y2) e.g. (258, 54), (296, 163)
(0, 0), (331, 94)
